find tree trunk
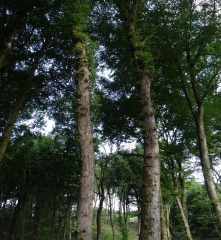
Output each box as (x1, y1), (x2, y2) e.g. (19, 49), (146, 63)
(139, 72), (160, 240)
(0, 41), (48, 162)
(74, 31), (95, 240)
(32, 199), (41, 240)
(160, 191), (169, 240)
(115, 2), (161, 239)
(71, 2), (95, 239)
(176, 196), (193, 240)
(62, 206), (69, 240)
(97, 181), (105, 240)
(0, 98), (24, 162)
(179, 67), (221, 228)
(107, 189), (115, 240)
(165, 204), (171, 239)
(69, 213), (72, 240)
(21, 202), (27, 240)
(0, 9), (24, 70)
(7, 203), (21, 240)
(195, 112), (221, 226)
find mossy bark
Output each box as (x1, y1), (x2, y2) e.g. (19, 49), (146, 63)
(114, 1), (161, 239)
(71, 8), (95, 239)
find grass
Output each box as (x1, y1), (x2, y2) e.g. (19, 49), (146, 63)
(92, 214), (139, 240)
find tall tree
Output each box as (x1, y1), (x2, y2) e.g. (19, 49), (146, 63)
(66, 1), (96, 239)
(0, 0), (71, 162)
(151, 0), (221, 228)
(112, 1), (161, 239)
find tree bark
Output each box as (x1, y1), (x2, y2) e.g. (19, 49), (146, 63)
(165, 204), (171, 239)
(176, 196), (192, 240)
(0, 98), (24, 162)
(139, 72), (160, 240)
(160, 191), (170, 240)
(180, 72), (221, 228)
(172, 49), (221, 229)
(195, 111), (221, 226)
(0, 41), (48, 162)
(71, 3), (95, 239)
(107, 189), (115, 240)
(0, 9), (25, 70)
(114, 1), (161, 239)
(96, 180), (105, 240)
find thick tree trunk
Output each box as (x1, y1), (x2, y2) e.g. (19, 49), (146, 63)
(72, 14), (95, 240)
(115, 2), (161, 239)
(139, 73), (160, 240)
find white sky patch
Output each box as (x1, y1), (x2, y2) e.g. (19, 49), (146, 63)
(23, 116), (55, 135)
(42, 117), (55, 135)
(98, 141), (137, 155)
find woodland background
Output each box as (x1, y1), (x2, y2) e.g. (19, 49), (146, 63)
(1, 0), (221, 239)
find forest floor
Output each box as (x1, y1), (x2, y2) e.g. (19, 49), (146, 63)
(92, 217), (139, 240)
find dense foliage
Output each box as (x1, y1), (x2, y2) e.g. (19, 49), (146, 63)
(1, 0), (221, 239)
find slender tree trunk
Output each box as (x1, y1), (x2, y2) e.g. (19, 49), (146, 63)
(179, 68), (221, 228)
(171, 161), (193, 240)
(62, 206), (69, 240)
(160, 191), (169, 240)
(57, 211), (62, 240)
(69, 213), (72, 240)
(21, 202), (27, 240)
(114, 2), (161, 239)
(70, 2), (95, 239)
(0, 41), (48, 162)
(0, 98), (24, 162)
(8, 170), (26, 240)
(107, 189), (115, 240)
(195, 112), (221, 226)
(165, 204), (171, 239)
(97, 181), (105, 240)
(32, 199), (41, 240)
(176, 196), (193, 240)
(7, 203), (22, 240)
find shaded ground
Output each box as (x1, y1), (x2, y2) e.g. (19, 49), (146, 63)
(92, 218), (139, 240)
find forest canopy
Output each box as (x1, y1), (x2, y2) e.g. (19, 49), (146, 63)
(0, 0), (221, 239)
